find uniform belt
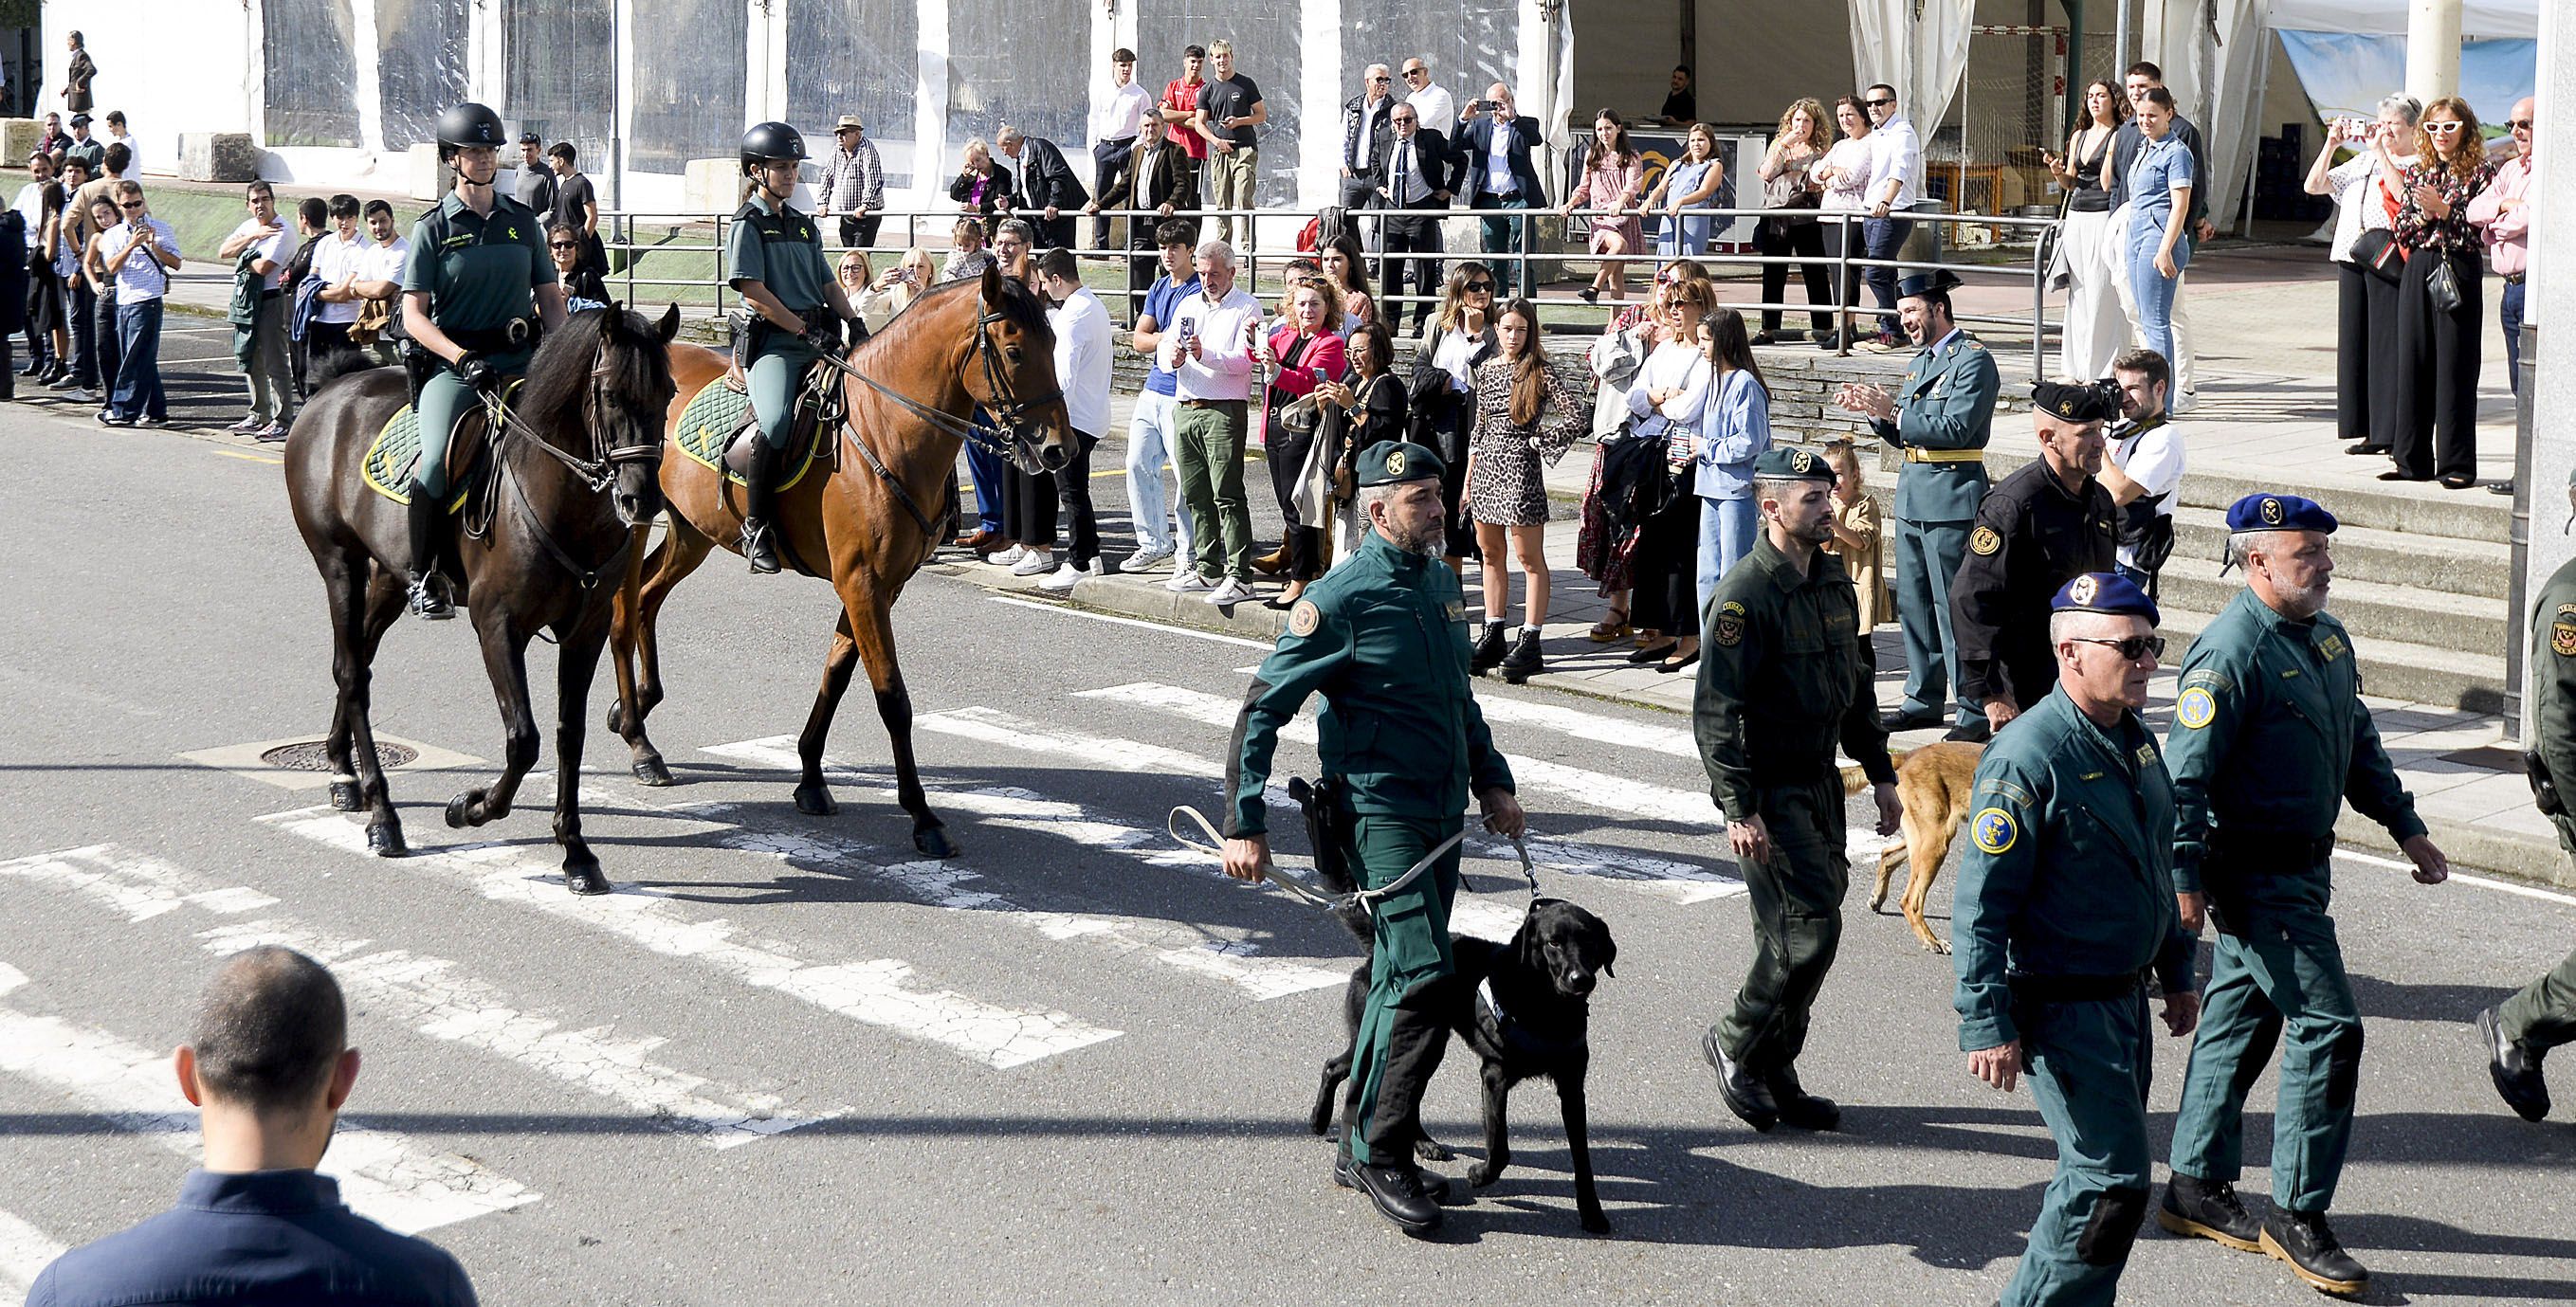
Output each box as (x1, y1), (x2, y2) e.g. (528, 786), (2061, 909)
(2008, 970), (2147, 1005)
(1902, 446), (1985, 463)
(447, 320), (539, 354)
(1179, 397), (1246, 410)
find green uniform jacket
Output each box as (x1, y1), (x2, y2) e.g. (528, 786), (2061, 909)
(726, 194), (831, 314)
(1952, 686), (2198, 1051)
(1869, 328), (1998, 524)
(1223, 531), (1514, 837)
(2165, 587), (2425, 894)
(400, 193), (556, 335)
(2529, 557), (2576, 845)
(1947, 459), (2117, 709)
(1692, 535), (1897, 819)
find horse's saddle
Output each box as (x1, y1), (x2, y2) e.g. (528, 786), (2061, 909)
(359, 385), (518, 511)
(675, 375), (826, 492)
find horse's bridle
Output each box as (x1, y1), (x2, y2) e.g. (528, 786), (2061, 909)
(812, 300), (1063, 474)
(472, 342), (667, 589)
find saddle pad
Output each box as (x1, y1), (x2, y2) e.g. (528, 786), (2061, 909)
(360, 403), (473, 512)
(674, 379), (821, 492)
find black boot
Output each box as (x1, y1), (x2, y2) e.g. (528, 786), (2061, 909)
(2158, 1173), (2262, 1251)
(1346, 1159), (1444, 1234)
(1499, 627), (1544, 684)
(1332, 1153), (1450, 1202)
(2477, 1006), (2552, 1121)
(1701, 1026), (1779, 1132)
(1469, 622), (1507, 675)
(740, 445), (782, 574)
(405, 492), (455, 620)
(2260, 1208), (2367, 1296)
(1763, 1063), (1840, 1132)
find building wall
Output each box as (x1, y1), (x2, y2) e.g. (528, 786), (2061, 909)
(41, 2), (255, 181)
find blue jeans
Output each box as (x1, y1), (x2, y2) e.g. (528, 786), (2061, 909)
(2127, 230), (2184, 369)
(1124, 389), (1191, 559)
(1694, 495), (1758, 620)
(111, 297), (166, 421)
(2501, 279), (2526, 395)
(1863, 216), (1911, 336)
(93, 289), (119, 402)
(965, 413), (1007, 535)
(1474, 193), (1536, 298)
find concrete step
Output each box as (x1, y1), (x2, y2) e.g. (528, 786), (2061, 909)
(2169, 505), (2510, 599)
(2159, 605), (2507, 714)
(1979, 445), (2512, 542)
(2154, 570), (2507, 653)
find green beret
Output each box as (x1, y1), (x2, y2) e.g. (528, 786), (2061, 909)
(1356, 440), (1445, 487)
(1751, 445), (1836, 482)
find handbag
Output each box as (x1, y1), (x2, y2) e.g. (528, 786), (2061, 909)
(2426, 257), (2464, 315)
(2348, 228), (2404, 284)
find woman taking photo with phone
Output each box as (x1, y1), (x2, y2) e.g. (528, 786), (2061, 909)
(1412, 261), (1498, 571)
(1753, 99), (1832, 344)
(2306, 95), (2420, 458)
(2048, 80), (2127, 379)
(1624, 271), (1714, 673)
(1257, 281), (1348, 606)
(2383, 96), (2494, 489)
(1810, 96), (1875, 351)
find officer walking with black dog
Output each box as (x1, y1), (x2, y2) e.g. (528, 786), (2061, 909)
(1693, 445), (1901, 1132)
(1222, 440), (1524, 1236)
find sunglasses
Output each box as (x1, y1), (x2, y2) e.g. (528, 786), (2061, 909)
(2069, 635), (2165, 662)
(1464, 281), (1493, 293)
(1864, 98), (1895, 108)
(549, 241), (578, 249)
(1392, 116), (1416, 123)
(2423, 121), (2464, 134)
(2511, 118), (2534, 131)
(1403, 69), (1427, 78)
(1370, 75), (1390, 82)
(119, 201), (144, 210)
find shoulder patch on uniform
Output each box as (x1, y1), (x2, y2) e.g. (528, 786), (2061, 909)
(1718, 600), (1746, 618)
(2556, 602), (2576, 618)
(1713, 615), (1744, 646)
(2317, 632), (2348, 663)
(1964, 338), (1985, 350)
(2134, 742), (2158, 768)
(2179, 666), (2235, 694)
(2554, 621), (2576, 658)
(2175, 685), (2217, 730)
(1968, 525), (2001, 555)
(1974, 776), (2033, 809)
(1443, 599), (1465, 623)
(1970, 807), (2017, 855)
(1288, 601), (1322, 637)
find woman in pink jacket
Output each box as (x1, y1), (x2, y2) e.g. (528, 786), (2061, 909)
(1258, 280), (1348, 607)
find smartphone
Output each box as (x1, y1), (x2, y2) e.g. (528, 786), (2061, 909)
(1476, 99), (1502, 113)
(902, 267), (918, 286)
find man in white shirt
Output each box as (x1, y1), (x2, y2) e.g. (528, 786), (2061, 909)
(1089, 47), (1153, 255)
(99, 180), (181, 427)
(1340, 64), (1397, 246)
(216, 180), (300, 437)
(2098, 347), (2183, 590)
(350, 199), (411, 344)
(12, 151), (58, 378)
(103, 111), (139, 179)
(1398, 59), (1454, 143)
(305, 194), (378, 386)
(1860, 82), (1923, 350)
(1033, 247), (1112, 592)
(1158, 238), (1265, 605)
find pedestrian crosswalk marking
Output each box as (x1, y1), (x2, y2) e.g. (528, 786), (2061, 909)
(0, 845), (278, 923)
(0, 962), (539, 1235)
(0, 1207), (66, 1306)
(257, 808), (1124, 1070)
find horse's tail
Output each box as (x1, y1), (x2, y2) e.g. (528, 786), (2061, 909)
(307, 346), (392, 393)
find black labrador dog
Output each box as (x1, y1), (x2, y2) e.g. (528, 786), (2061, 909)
(1308, 898), (1619, 1233)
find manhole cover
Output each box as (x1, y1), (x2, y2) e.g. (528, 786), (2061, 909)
(259, 741), (418, 772)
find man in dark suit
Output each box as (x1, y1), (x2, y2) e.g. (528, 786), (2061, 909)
(1087, 115), (1201, 318)
(1374, 104), (1451, 336)
(1449, 82), (1547, 299)
(998, 124), (1089, 251)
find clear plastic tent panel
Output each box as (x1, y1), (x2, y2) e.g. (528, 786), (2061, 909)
(630, 0), (747, 174)
(1343, 4), (1516, 131)
(942, 0), (1088, 176)
(263, 0), (362, 148)
(1137, 0), (1301, 200)
(375, 0), (471, 152)
(785, 0), (921, 187)
(502, 0), (612, 162)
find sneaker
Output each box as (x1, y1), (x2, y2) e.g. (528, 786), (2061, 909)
(1164, 570), (1215, 592)
(46, 374), (80, 391)
(1205, 577), (1255, 606)
(95, 410), (135, 427)
(255, 423), (289, 443)
(228, 415), (265, 434)
(990, 544), (1029, 568)
(1036, 560), (1093, 593)
(1010, 549), (1056, 577)
(137, 415), (170, 428)
(1124, 546), (1175, 573)
(68, 387), (99, 403)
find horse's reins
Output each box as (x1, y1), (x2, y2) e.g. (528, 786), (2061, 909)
(1166, 805), (1537, 916)
(463, 344), (662, 589)
(809, 301), (1064, 470)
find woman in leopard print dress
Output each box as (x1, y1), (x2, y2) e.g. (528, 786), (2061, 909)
(1465, 299), (1584, 681)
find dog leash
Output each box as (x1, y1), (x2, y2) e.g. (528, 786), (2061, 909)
(1167, 805), (1497, 917)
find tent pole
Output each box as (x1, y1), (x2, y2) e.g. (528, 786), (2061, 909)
(2238, 28), (2271, 237)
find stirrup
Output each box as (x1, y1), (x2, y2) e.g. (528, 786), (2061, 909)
(741, 520), (780, 574)
(407, 572), (456, 621)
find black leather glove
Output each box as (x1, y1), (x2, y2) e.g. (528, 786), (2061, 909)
(804, 319), (848, 355)
(456, 353), (499, 392)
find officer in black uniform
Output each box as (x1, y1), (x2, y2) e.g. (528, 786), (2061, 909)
(1946, 379), (2120, 743)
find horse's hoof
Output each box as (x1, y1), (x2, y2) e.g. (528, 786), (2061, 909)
(561, 860), (612, 896)
(632, 757), (673, 787)
(793, 783), (838, 817)
(328, 780), (363, 812)
(365, 825), (407, 858)
(912, 825), (958, 858)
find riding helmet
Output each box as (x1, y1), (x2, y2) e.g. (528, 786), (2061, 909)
(434, 102), (508, 158)
(740, 121), (808, 173)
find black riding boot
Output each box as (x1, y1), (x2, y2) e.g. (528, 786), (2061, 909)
(405, 492), (455, 620)
(740, 445), (782, 574)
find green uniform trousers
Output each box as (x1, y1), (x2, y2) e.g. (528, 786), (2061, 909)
(2500, 945), (2576, 1052)
(1340, 812), (1465, 1168)
(1893, 517), (1975, 727)
(413, 347), (534, 498)
(747, 336), (821, 449)
(2168, 892), (2362, 1213)
(2007, 989), (2156, 1307)
(1172, 399), (1253, 583)
(1716, 777), (1847, 1075)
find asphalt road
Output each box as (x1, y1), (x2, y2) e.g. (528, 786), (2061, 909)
(0, 392), (2569, 1307)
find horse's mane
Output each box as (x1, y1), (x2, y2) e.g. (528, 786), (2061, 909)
(518, 306), (672, 427)
(859, 273), (1057, 359)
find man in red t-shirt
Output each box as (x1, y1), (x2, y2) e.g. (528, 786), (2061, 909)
(1160, 45), (1210, 200)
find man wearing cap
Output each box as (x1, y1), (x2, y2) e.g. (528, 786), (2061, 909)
(1834, 269), (1999, 736)
(2157, 492), (2448, 1298)
(61, 113), (103, 173)
(817, 116), (885, 251)
(2489, 487), (2576, 1122)
(1946, 379), (2120, 744)
(1694, 445), (1903, 1133)
(1955, 571), (2200, 1307)
(1221, 440), (1524, 1236)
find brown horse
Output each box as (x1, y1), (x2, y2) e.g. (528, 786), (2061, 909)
(609, 265), (1069, 857)
(285, 304), (681, 893)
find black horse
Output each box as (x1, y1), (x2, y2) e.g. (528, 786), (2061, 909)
(284, 304), (680, 894)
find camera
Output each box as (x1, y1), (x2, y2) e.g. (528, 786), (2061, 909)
(1475, 99), (1503, 113)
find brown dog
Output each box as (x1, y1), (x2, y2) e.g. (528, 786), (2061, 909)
(1854, 742), (1986, 954)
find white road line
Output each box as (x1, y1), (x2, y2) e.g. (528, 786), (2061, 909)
(0, 844), (837, 1146)
(990, 595), (1275, 648)
(1462, 694), (1699, 759)
(0, 963), (538, 1235)
(2337, 848), (2576, 908)
(257, 808), (1121, 1069)
(0, 1208), (66, 1303)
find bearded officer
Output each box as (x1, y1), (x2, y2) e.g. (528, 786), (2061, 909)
(1953, 572), (2201, 1307)
(1946, 379), (2120, 744)
(1221, 440), (1524, 1236)
(1833, 269), (1999, 736)
(1693, 445), (1901, 1131)
(2479, 467), (2576, 1122)
(729, 121), (863, 575)
(2157, 493), (2448, 1298)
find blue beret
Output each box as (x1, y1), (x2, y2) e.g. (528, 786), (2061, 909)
(1355, 440), (1445, 486)
(2051, 572), (2160, 626)
(1751, 445), (1836, 481)
(2223, 493), (2338, 535)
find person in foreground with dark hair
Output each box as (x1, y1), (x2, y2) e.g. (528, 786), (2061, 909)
(24, 947), (481, 1306)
